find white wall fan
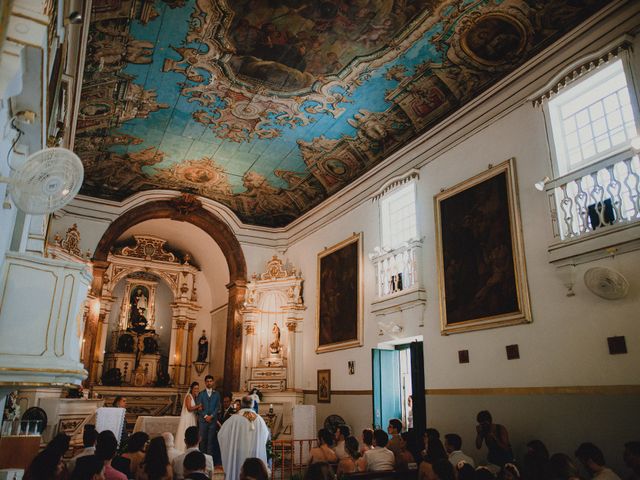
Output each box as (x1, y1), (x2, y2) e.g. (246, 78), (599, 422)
(1, 147), (84, 214)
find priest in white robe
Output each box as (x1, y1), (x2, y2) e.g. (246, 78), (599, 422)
(218, 395), (270, 480)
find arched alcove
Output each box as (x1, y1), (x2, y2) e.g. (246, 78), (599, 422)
(88, 195), (247, 392)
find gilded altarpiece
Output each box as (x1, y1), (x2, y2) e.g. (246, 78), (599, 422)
(241, 256), (305, 393)
(97, 235), (201, 387)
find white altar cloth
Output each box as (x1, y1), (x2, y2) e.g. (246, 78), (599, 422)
(133, 416), (180, 438)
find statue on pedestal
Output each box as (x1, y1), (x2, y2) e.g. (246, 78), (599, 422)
(197, 331), (208, 362)
(269, 323), (281, 355)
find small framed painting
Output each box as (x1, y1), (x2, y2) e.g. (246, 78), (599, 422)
(317, 369), (331, 403)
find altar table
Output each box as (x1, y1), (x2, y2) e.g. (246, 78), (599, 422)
(132, 415), (180, 438)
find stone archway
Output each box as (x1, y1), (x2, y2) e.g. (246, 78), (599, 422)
(89, 195), (247, 393)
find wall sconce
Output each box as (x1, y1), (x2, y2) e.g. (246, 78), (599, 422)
(193, 362), (207, 375)
(534, 176), (550, 191)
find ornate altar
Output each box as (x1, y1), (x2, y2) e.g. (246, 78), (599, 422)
(240, 256), (305, 392)
(96, 235), (202, 387)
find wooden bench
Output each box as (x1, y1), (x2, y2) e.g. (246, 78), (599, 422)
(343, 469), (418, 479)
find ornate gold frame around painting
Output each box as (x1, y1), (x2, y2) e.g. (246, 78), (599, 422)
(316, 233), (363, 353)
(435, 158), (531, 335)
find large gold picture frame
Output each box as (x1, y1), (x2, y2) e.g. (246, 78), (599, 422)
(435, 158), (531, 334)
(316, 233), (363, 353)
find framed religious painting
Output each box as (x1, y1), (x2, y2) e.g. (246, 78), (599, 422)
(316, 233), (363, 353)
(317, 369), (331, 403)
(434, 158), (532, 334)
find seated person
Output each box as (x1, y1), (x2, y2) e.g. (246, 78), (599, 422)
(337, 436), (361, 475)
(575, 442), (621, 480)
(359, 429), (395, 472)
(396, 432), (418, 470)
(309, 429), (338, 464)
(183, 451), (208, 480)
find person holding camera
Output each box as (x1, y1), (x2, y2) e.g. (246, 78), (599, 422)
(475, 410), (514, 468)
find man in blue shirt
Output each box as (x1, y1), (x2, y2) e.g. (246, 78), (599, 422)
(196, 374), (221, 464)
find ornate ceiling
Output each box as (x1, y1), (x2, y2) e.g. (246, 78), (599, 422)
(76, 0), (609, 227)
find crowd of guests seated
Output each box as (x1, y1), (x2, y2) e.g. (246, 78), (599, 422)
(22, 424), (270, 480)
(21, 408), (640, 480)
(302, 410), (640, 480)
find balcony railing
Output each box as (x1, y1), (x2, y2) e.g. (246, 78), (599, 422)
(546, 148), (640, 241)
(369, 239), (423, 298)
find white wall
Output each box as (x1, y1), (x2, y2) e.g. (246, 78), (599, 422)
(279, 9), (640, 477)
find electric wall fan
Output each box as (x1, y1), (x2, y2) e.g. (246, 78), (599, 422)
(0, 147), (84, 214)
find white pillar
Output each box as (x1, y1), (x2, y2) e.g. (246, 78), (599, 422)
(285, 320), (296, 390)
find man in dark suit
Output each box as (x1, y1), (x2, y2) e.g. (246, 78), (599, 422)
(196, 374), (221, 464)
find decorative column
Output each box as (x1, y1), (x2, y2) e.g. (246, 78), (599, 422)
(285, 320), (297, 390)
(240, 321), (256, 390)
(84, 260), (109, 385)
(172, 319), (187, 385)
(91, 295), (116, 383)
(185, 323), (196, 386)
(223, 280), (247, 393)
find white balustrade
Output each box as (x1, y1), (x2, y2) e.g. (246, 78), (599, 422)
(369, 239), (422, 298)
(546, 149), (640, 240)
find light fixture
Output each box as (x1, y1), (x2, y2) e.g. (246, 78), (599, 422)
(534, 176), (550, 191)
(90, 298), (101, 315)
(630, 136), (640, 153)
(68, 11), (83, 24)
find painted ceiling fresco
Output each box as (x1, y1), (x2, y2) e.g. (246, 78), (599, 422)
(76, 0), (611, 227)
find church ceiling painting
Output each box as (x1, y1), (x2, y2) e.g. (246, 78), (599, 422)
(76, 0), (611, 227)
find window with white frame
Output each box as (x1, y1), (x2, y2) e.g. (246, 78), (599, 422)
(380, 182), (417, 249)
(542, 53), (640, 240)
(547, 58), (639, 176)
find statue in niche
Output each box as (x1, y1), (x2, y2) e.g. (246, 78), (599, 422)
(134, 288), (148, 311)
(269, 323), (281, 355)
(197, 330), (208, 362)
(129, 286), (150, 333)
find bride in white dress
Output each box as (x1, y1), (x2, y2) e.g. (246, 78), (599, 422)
(175, 381), (202, 452)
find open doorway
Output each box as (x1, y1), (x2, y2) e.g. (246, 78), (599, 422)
(372, 336), (425, 437)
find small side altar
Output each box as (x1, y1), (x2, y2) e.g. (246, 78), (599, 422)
(240, 256), (305, 393)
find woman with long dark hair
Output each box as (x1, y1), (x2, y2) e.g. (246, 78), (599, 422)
(176, 381), (202, 452)
(308, 429), (337, 464)
(137, 436), (173, 480)
(419, 431), (448, 480)
(337, 436), (361, 475)
(24, 433), (70, 480)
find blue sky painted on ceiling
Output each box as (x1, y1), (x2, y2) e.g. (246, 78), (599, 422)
(107, 0), (450, 192)
(76, 0), (610, 226)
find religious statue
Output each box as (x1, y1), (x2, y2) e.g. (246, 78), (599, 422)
(197, 330), (208, 362)
(134, 288), (148, 313)
(129, 287), (150, 333)
(269, 322), (281, 355)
